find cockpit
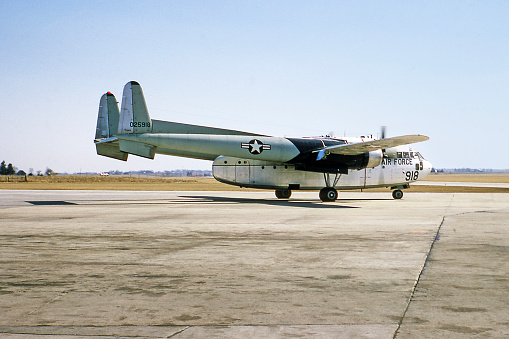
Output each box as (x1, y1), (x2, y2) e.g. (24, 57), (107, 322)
(384, 146), (425, 160)
(396, 151), (425, 160)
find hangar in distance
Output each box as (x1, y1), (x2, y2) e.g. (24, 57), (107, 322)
(95, 81), (431, 201)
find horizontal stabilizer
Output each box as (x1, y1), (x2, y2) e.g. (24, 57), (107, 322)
(118, 139), (155, 159)
(318, 135), (429, 157)
(96, 140), (128, 161)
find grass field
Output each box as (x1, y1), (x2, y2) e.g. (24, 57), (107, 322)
(1, 173), (508, 193)
(0, 175), (244, 191)
(422, 172), (509, 183)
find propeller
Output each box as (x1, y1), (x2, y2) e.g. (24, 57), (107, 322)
(380, 126), (387, 156)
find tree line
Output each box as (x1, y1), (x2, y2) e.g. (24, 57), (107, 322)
(1, 160), (55, 176)
(0, 161), (16, 175)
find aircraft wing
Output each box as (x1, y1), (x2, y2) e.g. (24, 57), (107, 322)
(316, 135), (429, 159)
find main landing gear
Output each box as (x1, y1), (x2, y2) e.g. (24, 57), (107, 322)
(319, 187), (338, 202)
(275, 189), (292, 199)
(275, 187), (338, 202)
(319, 172), (341, 202)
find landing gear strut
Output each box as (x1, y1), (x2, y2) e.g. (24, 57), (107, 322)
(319, 187), (338, 202)
(275, 189), (292, 199)
(392, 189), (403, 199)
(319, 172), (341, 202)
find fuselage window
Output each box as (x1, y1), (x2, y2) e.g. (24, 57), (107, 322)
(397, 152), (402, 158)
(403, 152), (409, 158)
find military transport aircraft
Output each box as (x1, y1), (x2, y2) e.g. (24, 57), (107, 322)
(95, 81), (431, 201)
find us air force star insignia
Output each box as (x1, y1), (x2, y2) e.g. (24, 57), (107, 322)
(241, 139), (271, 155)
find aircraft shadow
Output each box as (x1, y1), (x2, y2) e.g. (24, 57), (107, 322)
(180, 195), (359, 209)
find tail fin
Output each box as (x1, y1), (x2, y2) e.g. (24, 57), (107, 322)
(94, 92), (128, 161)
(95, 92), (120, 140)
(118, 81), (152, 134)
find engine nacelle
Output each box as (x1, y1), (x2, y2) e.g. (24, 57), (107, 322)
(365, 150), (383, 168)
(291, 149), (383, 174)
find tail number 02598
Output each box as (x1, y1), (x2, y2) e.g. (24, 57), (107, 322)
(130, 122), (151, 128)
(405, 171), (419, 181)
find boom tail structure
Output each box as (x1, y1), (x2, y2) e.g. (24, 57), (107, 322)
(95, 81), (271, 162)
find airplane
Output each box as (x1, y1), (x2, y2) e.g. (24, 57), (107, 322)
(94, 81), (432, 201)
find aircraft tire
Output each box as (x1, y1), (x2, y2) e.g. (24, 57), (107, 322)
(319, 187), (338, 202)
(275, 189), (292, 199)
(392, 190), (403, 199)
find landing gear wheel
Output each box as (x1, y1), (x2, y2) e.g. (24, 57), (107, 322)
(392, 190), (403, 199)
(319, 187), (338, 202)
(275, 189), (292, 199)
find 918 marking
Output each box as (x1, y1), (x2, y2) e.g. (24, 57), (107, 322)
(405, 171), (419, 181)
(130, 122), (150, 127)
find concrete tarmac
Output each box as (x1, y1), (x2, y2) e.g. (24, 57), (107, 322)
(0, 190), (508, 338)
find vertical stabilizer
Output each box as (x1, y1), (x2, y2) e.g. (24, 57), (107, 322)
(95, 92), (120, 139)
(94, 91), (128, 161)
(118, 81), (152, 134)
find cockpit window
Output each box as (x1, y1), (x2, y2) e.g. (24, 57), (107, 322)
(403, 152), (409, 158)
(397, 152), (402, 158)
(415, 152), (425, 160)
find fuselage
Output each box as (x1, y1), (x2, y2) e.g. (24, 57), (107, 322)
(114, 133), (432, 191)
(212, 145), (432, 190)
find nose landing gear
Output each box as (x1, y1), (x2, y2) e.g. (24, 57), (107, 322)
(392, 189), (403, 199)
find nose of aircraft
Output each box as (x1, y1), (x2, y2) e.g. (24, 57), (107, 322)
(421, 159), (433, 178)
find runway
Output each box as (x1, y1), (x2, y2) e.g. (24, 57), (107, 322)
(1, 190), (508, 338)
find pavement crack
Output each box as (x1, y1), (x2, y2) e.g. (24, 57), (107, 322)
(20, 290), (70, 319)
(167, 326), (190, 338)
(393, 215), (446, 338)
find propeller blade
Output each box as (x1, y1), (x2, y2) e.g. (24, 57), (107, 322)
(316, 149), (326, 161)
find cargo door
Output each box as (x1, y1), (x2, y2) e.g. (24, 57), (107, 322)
(364, 168), (373, 187)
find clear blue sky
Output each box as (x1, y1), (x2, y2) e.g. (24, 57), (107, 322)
(1, 1), (508, 173)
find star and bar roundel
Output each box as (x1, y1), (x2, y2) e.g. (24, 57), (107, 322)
(241, 139), (271, 155)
